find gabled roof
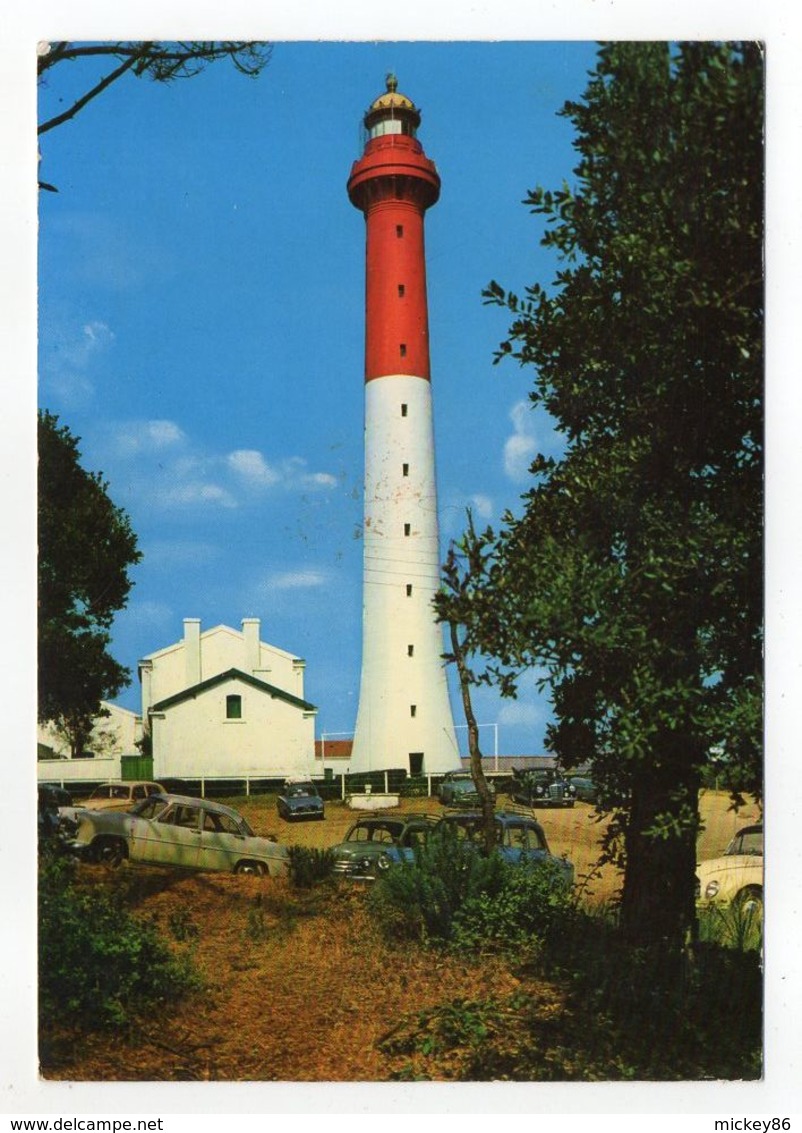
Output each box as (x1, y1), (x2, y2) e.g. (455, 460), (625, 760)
(151, 668), (317, 714)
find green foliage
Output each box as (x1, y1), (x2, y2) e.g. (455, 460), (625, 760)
(287, 845), (335, 889)
(38, 411), (141, 730)
(452, 859), (575, 953)
(368, 825), (506, 943)
(698, 899), (763, 953)
(167, 907), (200, 942)
(39, 856), (200, 1030)
(438, 43), (763, 949)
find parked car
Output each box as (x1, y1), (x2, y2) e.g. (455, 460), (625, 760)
(77, 780), (166, 812)
(330, 814), (439, 880)
(436, 809), (575, 887)
(568, 776), (598, 804)
(277, 779), (325, 821)
(38, 785), (78, 844)
(696, 823), (763, 914)
(68, 793), (289, 876)
(509, 768), (576, 808)
(438, 771), (496, 808)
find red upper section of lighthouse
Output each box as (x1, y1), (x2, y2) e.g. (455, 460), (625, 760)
(348, 76), (440, 383)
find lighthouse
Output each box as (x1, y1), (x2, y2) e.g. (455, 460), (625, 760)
(347, 75), (460, 776)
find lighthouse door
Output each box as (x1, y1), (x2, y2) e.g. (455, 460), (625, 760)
(408, 752), (424, 776)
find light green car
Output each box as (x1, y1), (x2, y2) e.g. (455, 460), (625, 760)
(69, 793), (289, 877)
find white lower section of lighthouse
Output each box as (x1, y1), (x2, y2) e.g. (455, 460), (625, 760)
(350, 374), (461, 775)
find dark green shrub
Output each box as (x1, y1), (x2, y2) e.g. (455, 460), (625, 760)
(39, 856), (200, 1030)
(452, 859), (575, 953)
(368, 825), (506, 943)
(287, 845), (335, 888)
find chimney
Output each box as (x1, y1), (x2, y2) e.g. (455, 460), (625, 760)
(242, 618), (261, 676)
(184, 619), (201, 687)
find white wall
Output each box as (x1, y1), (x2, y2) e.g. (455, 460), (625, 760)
(151, 675), (316, 781)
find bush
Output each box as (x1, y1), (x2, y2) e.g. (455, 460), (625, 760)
(39, 855), (200, 1030)
(368, 825), (506, 943)
(288, 845), (335, 888)
(452, 859), (575, 954)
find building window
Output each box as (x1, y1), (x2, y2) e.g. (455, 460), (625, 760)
(226, 694), (242, 720)
(402, 463), (409, 477)
(410, 705), (417, 717)
(407, 644), (414, 657)
(404, 523), (411, 536)
(398, 283), (405, 297)
(396, 225), (404, 238)
(401, 403), (408, 417)
(400, 343), (407, 358)
(406, 584), (413, 596)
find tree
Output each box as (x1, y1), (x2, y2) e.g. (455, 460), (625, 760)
(37, 41), (272, 188)
(439, 43), (763, 950)
(38, 411), (142, 740)
(439, 517), (499, 855)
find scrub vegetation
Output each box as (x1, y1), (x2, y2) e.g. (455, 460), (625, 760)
(39, 793), (761, 1082)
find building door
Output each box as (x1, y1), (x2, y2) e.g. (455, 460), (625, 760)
(408, 752), (424, 775)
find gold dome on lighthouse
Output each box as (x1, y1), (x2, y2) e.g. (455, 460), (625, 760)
(364, 73), (421, 135)
(368, 73), (417, 113)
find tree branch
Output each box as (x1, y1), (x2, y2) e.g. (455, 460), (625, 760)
(38, 47), (151, 135)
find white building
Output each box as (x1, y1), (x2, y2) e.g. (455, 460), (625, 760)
(141, 618), (318, 782)
(37, 702), (141, 785)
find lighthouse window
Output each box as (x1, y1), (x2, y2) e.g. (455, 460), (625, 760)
(396, 225), (404, 238)
(407, 644), (414, 657)
(402, 463), (409, 477)
(401, 403), (408, 417)
(404, 523), (411, 536)
(398, 284), (405, 297)
(406, 584), (413, 597)
(410, 705), (417, 718)
(226, 694), (242, 720)
(400, 343), (407, 358)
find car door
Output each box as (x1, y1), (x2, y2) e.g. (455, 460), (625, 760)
(196, 808), (250, 872)
(132, 801), (203, 868)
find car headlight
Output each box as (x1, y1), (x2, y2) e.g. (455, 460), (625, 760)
(376, 854), (391, 872)
(704, 880), (720, 899)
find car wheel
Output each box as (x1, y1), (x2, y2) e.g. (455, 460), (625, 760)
(735, 886), (763, 917)
(94, 837), (127, 868)
(235, 861), (266, 876)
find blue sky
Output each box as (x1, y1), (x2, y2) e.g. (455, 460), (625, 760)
(38, 41), (605, 755)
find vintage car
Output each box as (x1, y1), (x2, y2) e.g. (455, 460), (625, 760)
(330, 814), (439, 879)
(68, 793), (289, 876)
(76, 780), (166, 812)
(276, 779), (325, 821)
(37, 784), (78, 843)
(696, 823), (763, 915)
(509, 768), (576, 808)
(568, 776), (598, 804)
(435, 810), (575, 887)
(437, 771), (496, 807)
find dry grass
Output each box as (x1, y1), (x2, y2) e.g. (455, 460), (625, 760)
(39, 790), (761, 1082)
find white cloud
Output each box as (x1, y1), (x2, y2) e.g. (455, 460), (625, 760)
(469, 493), (493, 520)
(503, 400), (538, 482)
(497, 699), (544, 728)
(156, 482), (238, 509)
(111, 419), (186, 456)
(227, 449), (280, 487)
(266, 570), (327, 590)
(41, 319), (116, 408)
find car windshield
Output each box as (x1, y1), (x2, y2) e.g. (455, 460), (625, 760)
(131, 797), (168, 820)
(347, 822), (401, 844)
(727, 829), (763, 856)
(288, 784), (315, 797)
